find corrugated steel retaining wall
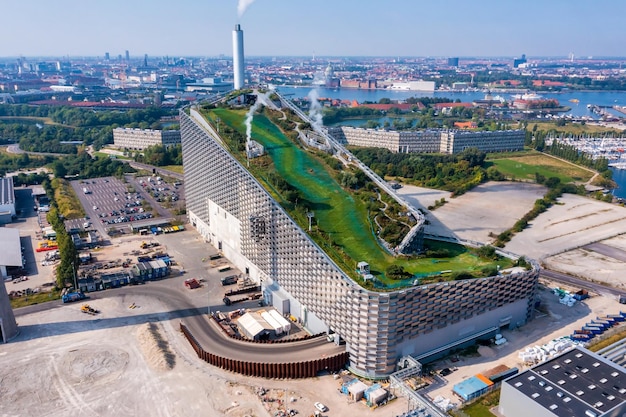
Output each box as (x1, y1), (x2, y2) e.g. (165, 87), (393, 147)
(180, 323), (349, 378)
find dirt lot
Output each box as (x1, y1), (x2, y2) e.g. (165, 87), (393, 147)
(2, 230), (408, 417)
(542, 238), (626, 290)
(397, 182), (547, 244)
(5, 179), (626, 417)
(506, 193), (626, 261)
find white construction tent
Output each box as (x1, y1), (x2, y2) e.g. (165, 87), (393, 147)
(268, 309), (291, 334)
(236, 309), (292, 340)
(261, 311), (284, 335)
(237, 312), (269, 340)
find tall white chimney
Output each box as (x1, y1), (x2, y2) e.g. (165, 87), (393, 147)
(232, 24), (245, 90)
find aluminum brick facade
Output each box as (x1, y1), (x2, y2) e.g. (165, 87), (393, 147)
(180, 108), (539, 378)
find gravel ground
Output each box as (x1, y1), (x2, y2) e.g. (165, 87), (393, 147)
(5, 180), (626, 417)
(2, 231), (408, 417)
(397, 181), (546, 244)
(506, 193), (626, 261)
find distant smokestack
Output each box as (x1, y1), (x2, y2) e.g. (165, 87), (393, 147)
(232, 24), (245, 90)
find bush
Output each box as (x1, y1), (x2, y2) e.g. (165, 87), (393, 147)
(386, 265), (410, 280)
(452, 271), (475, 281)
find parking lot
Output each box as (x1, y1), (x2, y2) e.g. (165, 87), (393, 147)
(68, 175), (184, 238)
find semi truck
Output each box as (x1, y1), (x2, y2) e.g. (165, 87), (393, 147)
(223, 293), (262, 306)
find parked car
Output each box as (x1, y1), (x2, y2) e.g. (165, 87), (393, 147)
(314, 402), (327, 412)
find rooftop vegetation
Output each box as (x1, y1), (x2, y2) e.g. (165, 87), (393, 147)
(198, 103), (515, 288)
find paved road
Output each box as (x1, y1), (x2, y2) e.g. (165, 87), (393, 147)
(584, 242), (626, 263)
(5, 143), (66, 157)
(541, 268), (626, 300)
(126, 161), (184, 181)
(13, 279), (346, 363)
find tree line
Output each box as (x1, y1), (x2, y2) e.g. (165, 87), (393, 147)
(51, 152), (135, 179)
(352, 147), (492, 196)
(133, 144), (183, 166)
(0, 105), (170, 152)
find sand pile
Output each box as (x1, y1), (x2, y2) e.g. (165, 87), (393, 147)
(137, 322), (176, 371)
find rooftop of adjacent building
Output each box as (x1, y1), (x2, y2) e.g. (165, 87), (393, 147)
(504, 346), (626, 417)
(0, 177), (15, 206)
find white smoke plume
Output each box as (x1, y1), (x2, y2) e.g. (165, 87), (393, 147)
(308, 88), (324, 130)
(237, 0), (257, 18)
(245, 92), (271, 142)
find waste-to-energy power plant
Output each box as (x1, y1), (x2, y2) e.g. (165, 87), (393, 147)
(180, 106), (540, 378)
(0, 279), (18, 343)
(232, 24), (245, 90)
(0, 227), (20, 343)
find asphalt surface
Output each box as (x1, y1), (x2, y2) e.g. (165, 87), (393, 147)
(69, 176), (172, 238)
(540, 268), (626, 299)
(584, 242), (626, 263)
(13, 279), (346, 363)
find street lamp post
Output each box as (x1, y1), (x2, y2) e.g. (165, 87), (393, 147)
(306, 212), (314, 232)
(71, 262), (77, 291)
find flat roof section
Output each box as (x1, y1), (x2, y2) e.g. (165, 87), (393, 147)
(0, 228), (22, 268)
(505, 346), (626, 417)
(0, 177), (15, 205)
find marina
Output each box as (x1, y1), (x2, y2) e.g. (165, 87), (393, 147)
(546, 134), (626, 168)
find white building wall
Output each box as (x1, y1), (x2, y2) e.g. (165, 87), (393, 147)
(113, 128), (181, 150)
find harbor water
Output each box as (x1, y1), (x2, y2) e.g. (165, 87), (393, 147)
(278, 86), (626, 118)
(279, 86), (626, 196)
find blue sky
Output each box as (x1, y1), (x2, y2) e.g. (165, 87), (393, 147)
(1, 0), (624, 58)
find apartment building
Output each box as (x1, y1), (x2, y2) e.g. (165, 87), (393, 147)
(113, 128), (181, 150)
(327, 126), (525, 155)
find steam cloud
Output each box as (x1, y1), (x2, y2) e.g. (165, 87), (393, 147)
(308, 88), (324, 130)
(245, 92), (271, 142)
(237, 0), (257, 18)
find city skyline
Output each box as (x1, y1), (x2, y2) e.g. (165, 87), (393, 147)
(1, 0), (625, 58)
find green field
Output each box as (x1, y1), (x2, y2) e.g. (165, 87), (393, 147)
(0, 116), (66, 126)
(488, 153), (594, 183)
(10, 288), (61, 308)
(210, 108), (508, 284)
(161, 165), (183, 174)
(528, 121), (624, 135)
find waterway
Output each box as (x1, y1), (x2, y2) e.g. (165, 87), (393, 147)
(610, 167), (626, 199)
(278, 86), (626, 118)
(279, 86), (626, 197)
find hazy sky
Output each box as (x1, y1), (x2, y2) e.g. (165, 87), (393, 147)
(1, 0), (624, 58)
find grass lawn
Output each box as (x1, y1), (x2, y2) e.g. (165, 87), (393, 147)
(527, 121), (624, 135)
(456, 401), (497, 417)
(488, 152), (594, 183)
(10, 288), (61, 308)
(0, 116), (68, 127)
(160, 165), (183, 174)
(210, 108), (509, 283)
